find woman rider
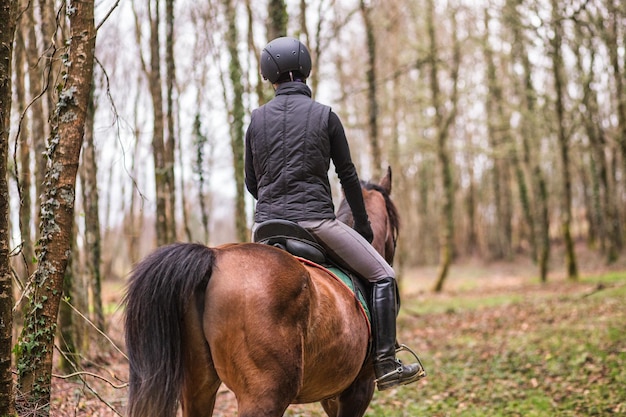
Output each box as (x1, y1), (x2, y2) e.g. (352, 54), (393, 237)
(245, 36), (426, 391)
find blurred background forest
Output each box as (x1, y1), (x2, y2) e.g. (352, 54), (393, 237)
(8, 0), (626, 289)
(2, 0), (626, 414)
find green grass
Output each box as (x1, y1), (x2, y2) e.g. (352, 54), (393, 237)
(582, 270), (626, 284)
(381, 273), (626, 416)
(404, 293), (526, 315)
(282, 272), (626, 416)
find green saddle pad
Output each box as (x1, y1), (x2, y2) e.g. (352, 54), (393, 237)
(326, 266), (371, 323)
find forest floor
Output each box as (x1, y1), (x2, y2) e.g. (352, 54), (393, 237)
(47, 245), (626, 416)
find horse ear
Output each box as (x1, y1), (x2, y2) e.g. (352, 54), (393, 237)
(380, 166), (392, 194)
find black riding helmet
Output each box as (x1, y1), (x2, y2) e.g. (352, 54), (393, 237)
(260, 37), (312, 84)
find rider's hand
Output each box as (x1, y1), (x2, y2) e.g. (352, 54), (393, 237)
(354, 220), (374, 243)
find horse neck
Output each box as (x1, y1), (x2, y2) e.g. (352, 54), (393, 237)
(337, 192), (393, 263)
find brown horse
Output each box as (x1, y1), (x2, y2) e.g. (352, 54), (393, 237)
(124, 167), (400, 417)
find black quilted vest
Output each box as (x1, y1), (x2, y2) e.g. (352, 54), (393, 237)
(248, 82), (334, 223)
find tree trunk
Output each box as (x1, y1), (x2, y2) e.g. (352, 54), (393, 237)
(15, 2), (36, 278)
(16, 0), (95, 411)
(140, 0), (174, 246)
(602, 0), (625, 251)
(550, 0), (578, 280)
(298, 0), (316, 92)
(428, 0), (459, 293)
(536, 172), (550, 282)
(148, 0), (168, 246)
(464, 150), (479, 255)
(58, 229), (78, 373)
(164, 0), (177, 242)
(574, 21), (619, 263)
(510, 148), (532, 256)
(506, 0), (550, 281)
(482, 8), (512, 260)
(299, 0), (330, 97)
(0, 0), (18, 414)
(177, 120), (194, 242)
(606, 0), (626, 204)
(39, 0), (61, 131)
(267, 0), (287, 41)
(27, 1), (48, 248)
(193, 115), (212, 243)
(223, 0), (248, 242)
(80, 88), (104, 331)
(125, 70), (144, 265)
(360, 0), (381, 177)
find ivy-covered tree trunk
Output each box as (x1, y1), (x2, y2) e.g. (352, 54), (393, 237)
(16, 0), (95, 412)
(267, 0), (287, 41)
(223, 0), (248, 243)
(0, 0), (18, 414)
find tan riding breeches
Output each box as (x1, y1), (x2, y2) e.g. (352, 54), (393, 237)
(297, 219), (395, 283)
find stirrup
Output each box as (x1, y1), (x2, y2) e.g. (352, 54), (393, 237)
(396, 343), (425, 373)
(374, 344), (426, 388)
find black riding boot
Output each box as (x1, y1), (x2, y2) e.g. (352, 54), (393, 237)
(372, 277), (426, 391)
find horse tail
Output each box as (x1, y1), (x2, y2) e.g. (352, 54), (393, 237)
(124, 242), (215, 417)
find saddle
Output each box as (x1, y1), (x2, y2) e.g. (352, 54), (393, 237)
(253, 219), (371, 323)
(254, 219), (326, 264)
